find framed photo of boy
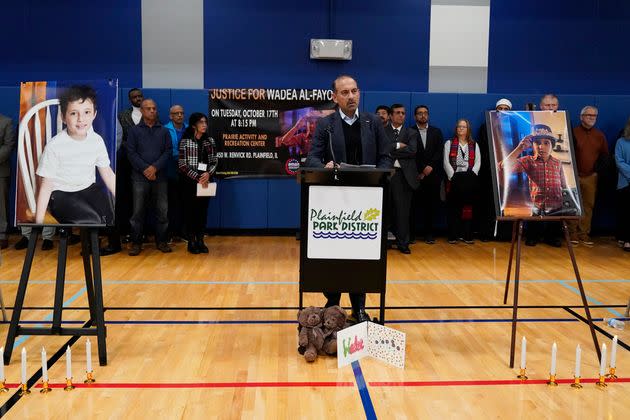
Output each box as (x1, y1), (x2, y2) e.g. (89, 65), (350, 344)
(15, 80), (118, 226)
(485, 110), (582, 219)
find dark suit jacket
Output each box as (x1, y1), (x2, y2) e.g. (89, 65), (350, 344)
(0, 114), (15, 178)
(385, 125), (420, 190)
(305, 111), (393, 169)
(410, 125), (444, 183)
(118, 108), (135, 144)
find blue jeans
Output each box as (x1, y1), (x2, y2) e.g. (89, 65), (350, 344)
(130, 180), (168, 244)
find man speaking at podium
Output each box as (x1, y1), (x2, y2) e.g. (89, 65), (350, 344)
(305, 74), (392, 323)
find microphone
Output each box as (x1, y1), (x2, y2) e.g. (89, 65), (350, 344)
(326, 125), (337, 166)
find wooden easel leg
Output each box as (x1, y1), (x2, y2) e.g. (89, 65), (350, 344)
(503, 221), (518, 304)
(3, 228), (40, 364)
(90, 229), (108, 366)
(561, 220), (601, 361)
(51, 228), (70, 332)
(80, 228), (97, 322)
(509, 221), (524, 368)
(379, 292), (386, 325)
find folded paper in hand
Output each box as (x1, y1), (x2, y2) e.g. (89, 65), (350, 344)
(197, 182), (217, 197)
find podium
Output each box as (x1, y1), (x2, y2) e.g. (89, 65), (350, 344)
(298, 167), (393, 322)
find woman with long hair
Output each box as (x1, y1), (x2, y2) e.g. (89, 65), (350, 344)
(443, 119), (481, 244)
(615, 117), (630, 252)
(178, 113), (218, 254)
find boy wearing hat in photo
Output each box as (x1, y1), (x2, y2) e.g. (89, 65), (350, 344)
(501, 124), (567, 216)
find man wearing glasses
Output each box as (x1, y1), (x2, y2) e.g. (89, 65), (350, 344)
(306, 74), (392, 323)
(569, 106), (609, 246)
(165, 105), (187, 242)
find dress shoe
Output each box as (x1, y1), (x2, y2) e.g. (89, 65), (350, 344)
(197, 241), (209, 254)
(398, 245), (411, 254)
(352, 310), (371, 324)
(14, 236), (29, 250)
(100, 244), (122, 256)
(41, 239), (54, 251)
(156, 242), (172, 253)
(128, 243), (142, 256)
(0, 239), (8, 249)
(187, 240), (200, 254)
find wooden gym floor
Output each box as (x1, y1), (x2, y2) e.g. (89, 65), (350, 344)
(0, 235), (628, 419)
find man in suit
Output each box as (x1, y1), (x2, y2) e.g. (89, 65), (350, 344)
(384, 104), (419, 254)
(101, 88), (144, 255)
(0, 114), (15, 249)
(409, 105), (444, 244)
(306, 74), (392, 323)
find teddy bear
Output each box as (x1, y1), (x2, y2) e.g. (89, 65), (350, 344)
(297, 306), (325, 362)
(321, 305), (347, 355)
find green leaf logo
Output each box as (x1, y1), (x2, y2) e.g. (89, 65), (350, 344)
(363, 208), (380, 221)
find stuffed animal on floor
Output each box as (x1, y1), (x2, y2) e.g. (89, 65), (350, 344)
(321, 305), (347, 355)
(297, 306), (324, 362)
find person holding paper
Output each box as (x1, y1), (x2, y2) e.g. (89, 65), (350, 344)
(178, 112), (217, 254)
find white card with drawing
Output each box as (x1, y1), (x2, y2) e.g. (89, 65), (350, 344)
(337, 321), (405, 369)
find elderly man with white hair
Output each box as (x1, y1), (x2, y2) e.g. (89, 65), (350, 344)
(569, 105), (609, 246)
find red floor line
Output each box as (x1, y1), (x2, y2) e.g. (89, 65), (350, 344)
(2, 378), (628, 389)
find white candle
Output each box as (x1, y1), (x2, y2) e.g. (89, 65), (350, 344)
(86, 339), (92, 373)
(41, 347), (48, 382)
(550, 342), (557, 375)
(574, 345), (581, 377)
(599, 343), (607, 376)
(520, 337), (527, 369)
(610, 336), (618, 369)
(21, 348), (27, 385)
(0, 347), (4, 382)
(66, 346), (72, 379)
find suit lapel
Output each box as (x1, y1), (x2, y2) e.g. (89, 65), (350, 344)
(332, 112), (346, 163)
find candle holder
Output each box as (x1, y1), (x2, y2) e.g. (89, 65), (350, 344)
(570, 376), (582, 389)
(595, 375), (607, 388)
(0, 381), (8, 392)
(40, 380), (52, 393)
(84, 371), (95, 384)
(546, 374), (558, 386)
(64, 377), (75, 391)
(18, 383), (30, 396)
(605, 367), (617, 380)
(516, 368), (528, 380)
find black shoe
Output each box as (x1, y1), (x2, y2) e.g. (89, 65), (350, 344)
(121, 235), (132, 244)
(525, 238), (537, 247)
(352, 310), (371, 324)
(544, 238), (562, 248)
(68, 233), (81, 245)
(100, 244), (122, 256)
(424, 236), (436, 244)
(196, 234), (209, 253)
(187, 240), (200, 254)
(14, 236), (29, 250)
(41, 239), (54, 251)
(398, 245), (411, 254)
(409, 238), (416, 244)
(128, 243), (142, 256)
(0, 239), (8, 249)
(156, 242), (172, 253)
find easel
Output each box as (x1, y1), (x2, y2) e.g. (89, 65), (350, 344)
(3, 225), (107, 366)
(500, 216), (600, 368)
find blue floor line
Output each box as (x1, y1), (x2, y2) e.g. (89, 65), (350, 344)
(558, 281), (624, 317)
(352, 361), (377, 420)
(12, 317), (628, 326)
(1, 278), (628, 286)
(13, 287), (87, 348)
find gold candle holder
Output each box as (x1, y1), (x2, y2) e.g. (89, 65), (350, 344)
(64, 377), (75, 391)
(18, 383), (30, 395)
(606, 367), (617, 380)
(40, 380), (52, 393)
(546, 374), (558, 386)
(595, 375), (607, 388)
(0, 380), (8, 392)
(516, 368), (528, 380)
(570, 376), (583, 389)
(84, 371), (95, 384)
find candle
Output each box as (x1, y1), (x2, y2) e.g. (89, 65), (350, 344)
(21, 348), (27, 385)
(66, 346), (72, 379)
(0, 347), (4, 382)
(41, 347), (48, 382)
(610, 335), (618, 369)
(550, 342), (557, 375)
(574, 345), (581, 377)
(520, 337), (527, 369)
(86, 339), (92, 373)
(599, 343), (607, 376)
